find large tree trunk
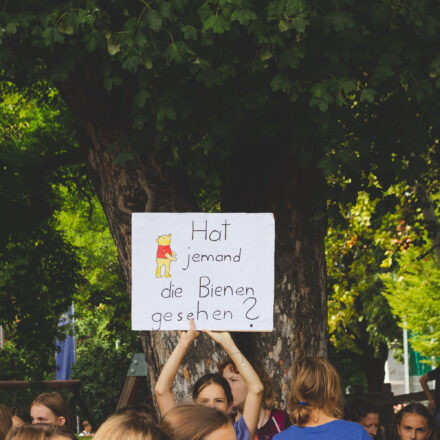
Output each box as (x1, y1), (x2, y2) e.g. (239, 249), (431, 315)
(58, 74), (328, 412)
(222, 130), (328, 405)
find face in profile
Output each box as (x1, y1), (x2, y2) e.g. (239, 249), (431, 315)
(196, 383), (231, 414)
(397, 413), (431, 440)
(360, 412), (380, 438)
(222, 364), (248, 410)
(204, 423), (236, 440)
(30, 404), (65, 426)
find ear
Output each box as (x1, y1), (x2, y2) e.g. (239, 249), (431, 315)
(56, 416), (66, 426)
(227, 402), (234, 414)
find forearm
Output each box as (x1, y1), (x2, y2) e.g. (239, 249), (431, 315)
(224, 341), (263, 395)
(420, 376), (434, 401)
(155, 338), (192, 395)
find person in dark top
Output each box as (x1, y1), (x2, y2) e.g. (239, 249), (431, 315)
(218, 357), (290, 439)
(420, 367), (440, 425)
(344, 397), (381, 439)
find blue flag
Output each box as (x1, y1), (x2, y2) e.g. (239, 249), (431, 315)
(56, 305), (75, 380)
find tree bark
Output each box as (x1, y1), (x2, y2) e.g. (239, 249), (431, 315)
(58, 74), (328, 412)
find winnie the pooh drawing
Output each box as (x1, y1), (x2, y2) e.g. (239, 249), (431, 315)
(156, 234), (177, 278)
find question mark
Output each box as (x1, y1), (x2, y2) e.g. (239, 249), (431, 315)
(243, 297), (259, 320)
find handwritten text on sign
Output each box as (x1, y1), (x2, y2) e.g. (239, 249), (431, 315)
(131, 213), (274, 331)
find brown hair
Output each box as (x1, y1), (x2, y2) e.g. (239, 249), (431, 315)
(288, 357), (344, 426)
(94, 412), (168, 440)
(218, 358), (274, 407)
(0, 404), (12, 440)
(6, 426), (47, 440)
(160, 405), (231, 440)
(31, 393), (73, 432)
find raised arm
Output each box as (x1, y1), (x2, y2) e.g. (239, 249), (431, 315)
(205, 330), (263, 439)
(420, 374), (435, 411)
(154, 320), (200, 416)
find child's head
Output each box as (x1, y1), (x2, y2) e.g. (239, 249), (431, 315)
(288, 357), (344, 426)
(93, 412), (168, 440)
(396, 402), (434, 440)
(218, 357), (273, 410)
(6, 424), (75, 440)
(160, 404), (235, 440)
(30, 393), (73, 432)
(192, 374), (233, 414)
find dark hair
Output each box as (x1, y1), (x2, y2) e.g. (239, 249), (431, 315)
(218, 357), (274, 407)
(344, 397), (378, 422)
(288, 357), (344, 427)
(160, 405), (231, 440)
(192, 374), (233, 405)
(396, 402), (435, 439)
(31, 393), (73, 432)
(11, 408), (32, 425)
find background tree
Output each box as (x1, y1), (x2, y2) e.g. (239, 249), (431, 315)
(0, 81), (81, 379)
(2, 0), (440, 406)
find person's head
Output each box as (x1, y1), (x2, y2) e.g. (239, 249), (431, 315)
(11, 408), (32, 428)
(288, 357), (344, 426)
(6, 424), (75, 440)
(192, 374), (233, 414)
(93, 412), (168, 440)
(219, 358), (273, 411)
(160, 405), (235, 440)
(81, 420), (91, 433)
(30, 393), (73, 432)
(344, 397), (380, 438)
(0, 404), (12, 440)
(396, 402), (434, 440)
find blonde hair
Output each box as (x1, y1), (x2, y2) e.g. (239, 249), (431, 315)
(288, 357), (344, 426)
(6, 426), (47, 440)
(160, 405), (231, 440)
(0, 404), (12, 440)
(94, 412), (168, 440)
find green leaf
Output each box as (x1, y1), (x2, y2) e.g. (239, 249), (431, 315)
(181, 25), (197, 40)
(146, 10), (163, 31)
(122, 56), (139, 73)
(157, 105), (176, 121)
(360, 88), (377, 103)
(230, 9), (258, 25)
(203, 15), (230, 34)
(135, 89), (150, 108)
(107, 37), (120, 56)
(278, 20), (289, 32)
(5, 22), (18, 34)
(57, 20), (73, 35)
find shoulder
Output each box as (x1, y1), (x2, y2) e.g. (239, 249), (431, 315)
(428, 367), (440, 379)
(273, 425), (300, 439)
(234, 416), (250, 440)
(331, 420), (372, 438)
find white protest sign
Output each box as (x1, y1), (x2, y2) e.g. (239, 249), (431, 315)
(132, 213), (274, 331)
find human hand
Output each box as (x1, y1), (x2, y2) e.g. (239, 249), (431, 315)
(203, 330), (234, 349)
(179, 319), (200, 344)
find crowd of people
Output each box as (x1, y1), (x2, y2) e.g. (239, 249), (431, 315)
(0, 326), (438, 440)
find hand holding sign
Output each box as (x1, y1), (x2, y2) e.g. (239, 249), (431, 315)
(179, 319), (200, 344)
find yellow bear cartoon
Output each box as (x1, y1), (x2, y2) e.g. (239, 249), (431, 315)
(156, 234), (177, 278)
